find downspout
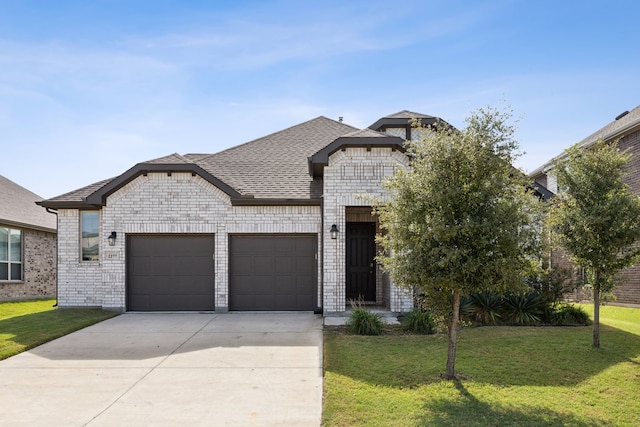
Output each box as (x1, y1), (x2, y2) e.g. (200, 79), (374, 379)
(45, 207), (58, 308)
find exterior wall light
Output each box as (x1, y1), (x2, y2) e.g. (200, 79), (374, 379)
(108, 231), (117, 246)
(330, 224), (339, 240)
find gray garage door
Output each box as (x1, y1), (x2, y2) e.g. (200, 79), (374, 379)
(127, 235), (215, 311)
(229, 235), (317, 311)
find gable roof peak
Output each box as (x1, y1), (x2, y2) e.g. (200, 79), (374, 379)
(145, 153), (193, 164)
(385, 110), (437, 120)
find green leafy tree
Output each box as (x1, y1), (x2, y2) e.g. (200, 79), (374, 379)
(375, 106), (541, 379)
(548, 141), (640, 348)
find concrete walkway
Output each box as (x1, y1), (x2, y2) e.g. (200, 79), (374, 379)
(0, 312), (323, 426)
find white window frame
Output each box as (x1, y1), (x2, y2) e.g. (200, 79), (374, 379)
(0, 227), (23, 281)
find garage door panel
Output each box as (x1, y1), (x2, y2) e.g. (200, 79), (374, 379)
(253, 238), (276, 252)
(233, 294), (254, 309)
(276, 277), (295, 293)
(179, 258), (214, 276)
(172, 239), (211, 256)
(275, 238), (295, 252)
(296, 294), (314, 309)
(254, 256), (275, 274)
(254, 280), (276, 295)
(276, 295), (295, 310)
(275, 256), (294, 273)
(233, 277), (255, 293)
(128, 235), (215, 311)
(296, 257), (314, 273)
(296, 275), (314, 287)
(229, 235), (316, 311)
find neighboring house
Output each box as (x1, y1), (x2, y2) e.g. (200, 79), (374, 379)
(530, 105), (640, 305)
(39, 111), (451, 314)
(0, 175), (57, 301)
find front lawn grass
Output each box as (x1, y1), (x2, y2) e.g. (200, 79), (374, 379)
(323, 304), (640, 426)
(0, 299), (118, 360)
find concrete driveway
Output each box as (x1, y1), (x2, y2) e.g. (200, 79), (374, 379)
(0, 312), (323, 426)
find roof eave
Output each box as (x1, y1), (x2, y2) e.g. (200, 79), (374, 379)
(84, 163), (242, 206)
(529, 115), (640, 177)
(231, 198), (321, 206)
(36, 200), (102, 210)
(0, 218), (56, 233)
(308, 136), (406, 178)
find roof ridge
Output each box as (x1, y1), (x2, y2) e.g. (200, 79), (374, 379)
(576, 104), (640, 149)
(196, 116), (358, 162)
(143, 152), (194, 164)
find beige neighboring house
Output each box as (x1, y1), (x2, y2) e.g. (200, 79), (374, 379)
(530, 105), (640, 305)
(0, 175), (57, 301)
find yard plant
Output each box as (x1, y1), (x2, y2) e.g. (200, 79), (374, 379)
(375, 106), (542, 379)
(549, 141), (640, 347)
(0, 299), (118, 360)
(323, 304), (640, 426)
(346, 301), (384, 336)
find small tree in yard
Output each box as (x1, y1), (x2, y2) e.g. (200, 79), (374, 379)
(375, 106), (541, 380)
(548, 141), (640, 348)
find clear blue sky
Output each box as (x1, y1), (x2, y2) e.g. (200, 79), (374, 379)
(2, 0), (639, 199)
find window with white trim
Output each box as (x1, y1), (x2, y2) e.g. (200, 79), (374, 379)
(0, 227), (22, 281)
(81, 211), (100, 261)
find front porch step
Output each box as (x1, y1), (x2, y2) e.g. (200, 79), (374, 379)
(324, 309), (401, 326)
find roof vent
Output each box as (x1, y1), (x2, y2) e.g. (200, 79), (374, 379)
(338, 116), (343, 122)
(615, 110), (629, 121)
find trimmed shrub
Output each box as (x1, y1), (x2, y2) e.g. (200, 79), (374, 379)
(503, 292), (543, 325)
(550, 304), (591, 326)
(526, 266), (578, 306)
(347, 302), (384, 335)
(401, 309), (436, 334)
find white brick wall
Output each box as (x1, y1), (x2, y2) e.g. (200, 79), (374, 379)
(322, 147), (413, 313)
(57, 173), (321, 311)
(57, 209), (103, 307)
(57, 155), (414, 315)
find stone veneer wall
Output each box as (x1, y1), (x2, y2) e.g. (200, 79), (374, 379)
(56, 172), (321, 311)
(0, 228), (56, 301)
(322, 147), (413, 313)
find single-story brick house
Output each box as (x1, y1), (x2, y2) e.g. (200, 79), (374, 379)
(1, 175), (57, 301)
(530, 105), (640, 305)
(39, 111), (451, 314)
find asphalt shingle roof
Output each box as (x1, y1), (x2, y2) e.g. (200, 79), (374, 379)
(43, 116), (359, 204)
(44, 178), (114, 204)
(529, 105), (640, 176)
(576, 105), (640, 149)
(195, 116), (357, 199)
(384, 110), (437, 120)
(0, 175), (56, 231)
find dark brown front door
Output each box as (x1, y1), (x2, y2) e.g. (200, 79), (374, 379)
(346, 222), (376, 301)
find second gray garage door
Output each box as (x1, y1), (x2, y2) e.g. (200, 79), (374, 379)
(229, 235), (317, 311)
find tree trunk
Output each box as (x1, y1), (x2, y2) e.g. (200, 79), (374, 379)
(592, 272), (600, 348)
(445, 288), (461, 380)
